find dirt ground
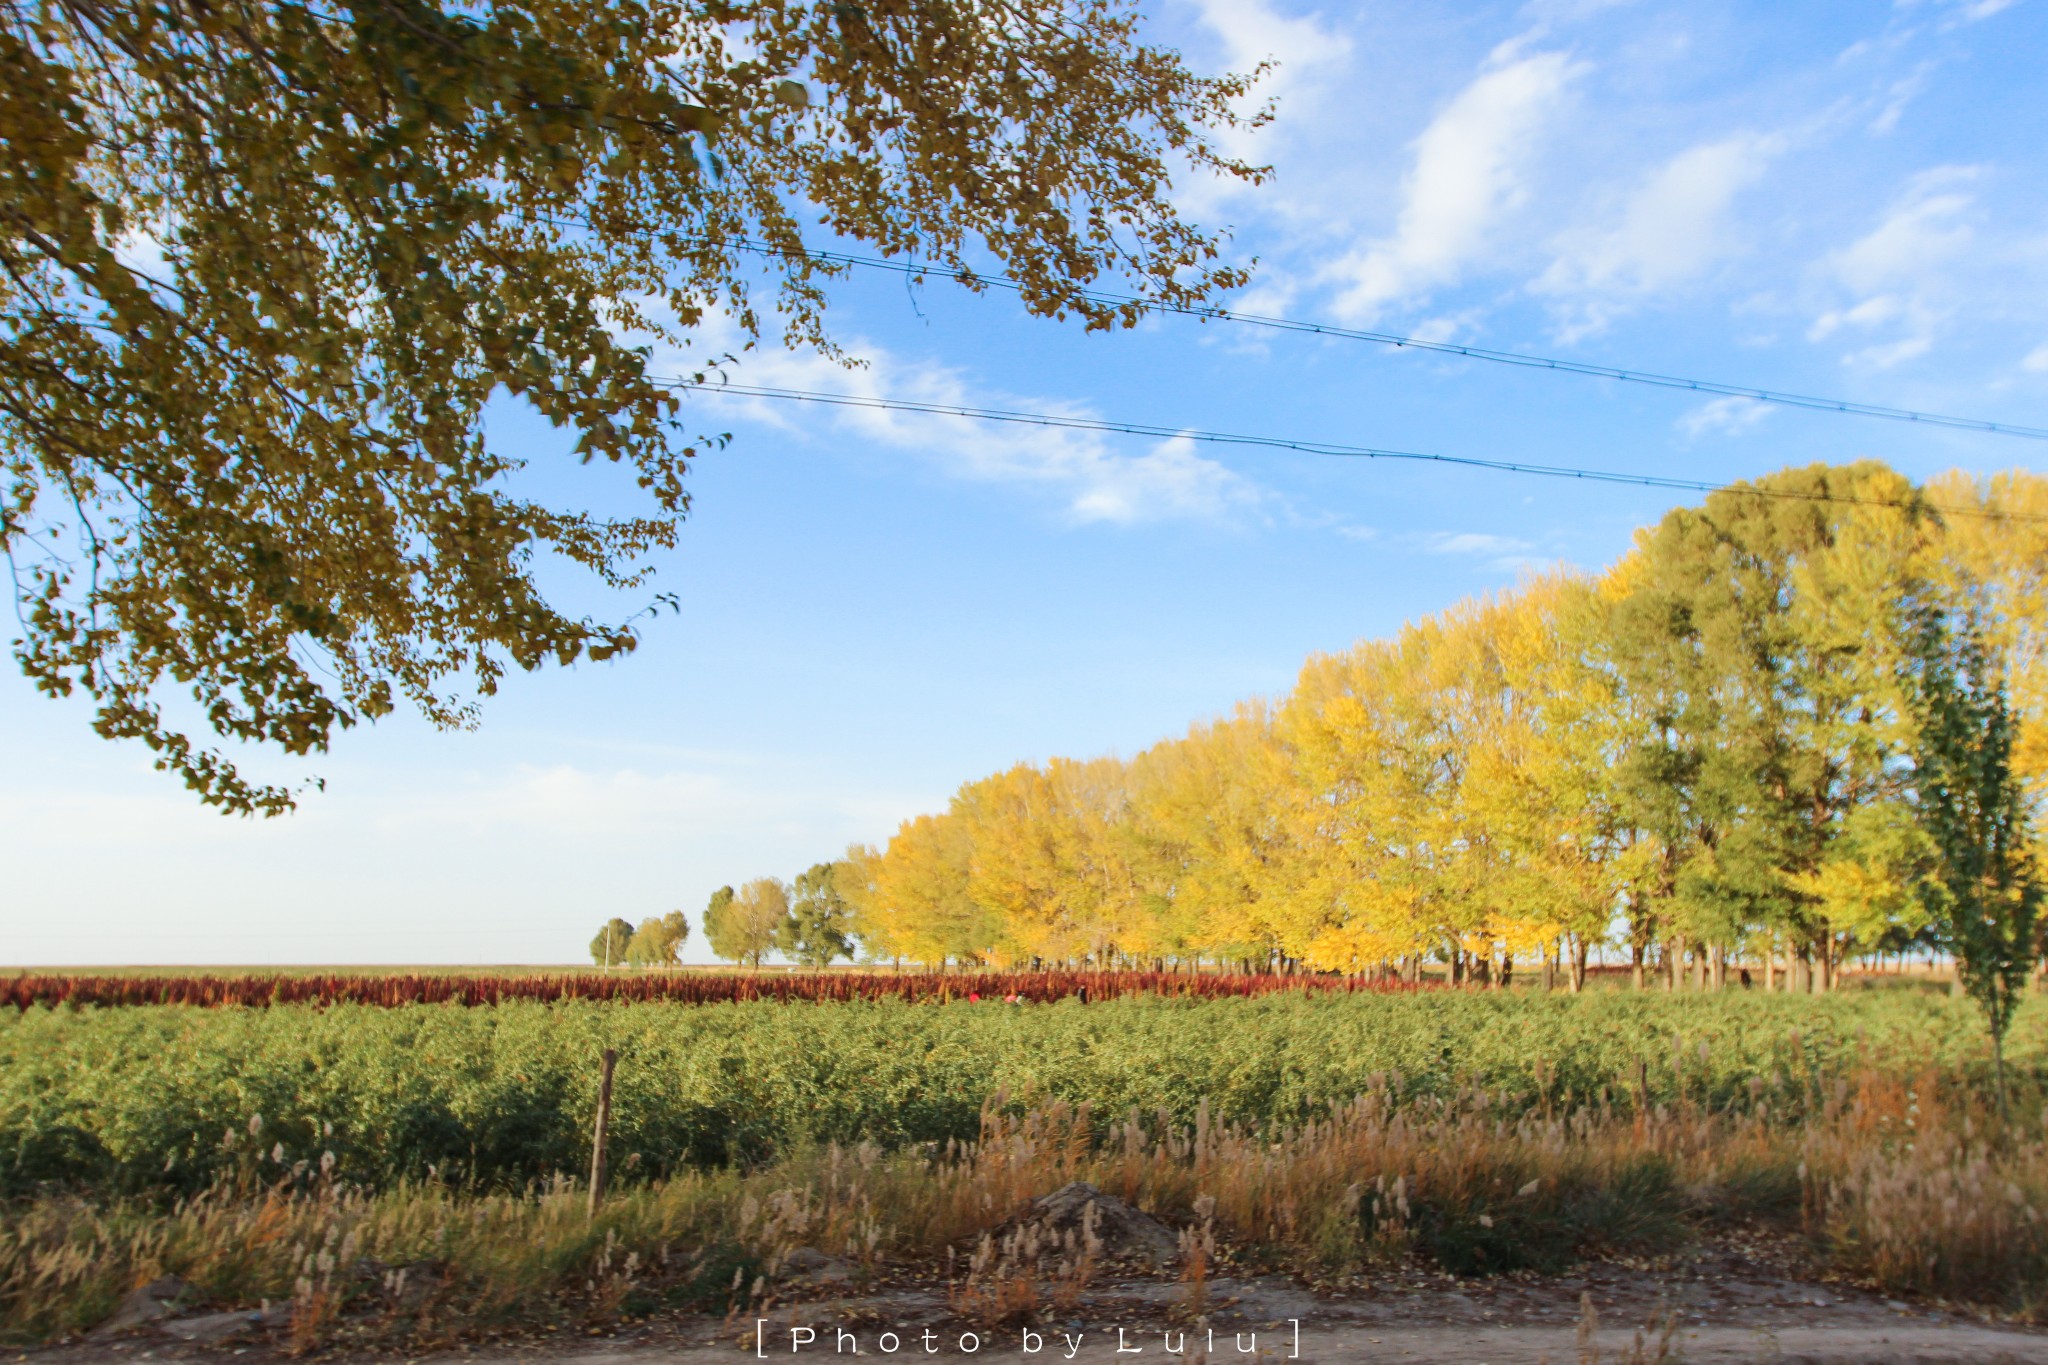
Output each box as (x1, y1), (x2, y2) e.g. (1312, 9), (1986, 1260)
(24, 1231), (2048, 1365)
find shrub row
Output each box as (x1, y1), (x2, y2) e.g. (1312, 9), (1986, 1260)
(0, 990), (2032, 1200)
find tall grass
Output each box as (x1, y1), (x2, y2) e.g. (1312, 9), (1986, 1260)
(9, 1072), (2048, 1350)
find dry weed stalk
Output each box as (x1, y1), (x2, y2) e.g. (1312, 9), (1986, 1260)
(950, 1199), (1101, 1327)
(13, 1068), (2048, 1349)
(1175, 1194), (1217, 1319)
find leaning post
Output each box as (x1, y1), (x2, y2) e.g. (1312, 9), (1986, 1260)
(588, 1048), (618, 1216)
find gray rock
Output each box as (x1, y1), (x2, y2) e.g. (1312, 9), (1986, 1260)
(1015, 1182), (1180, 1269)
(90, 1276), (194, 1337)
(159, 1304), (289, 1344)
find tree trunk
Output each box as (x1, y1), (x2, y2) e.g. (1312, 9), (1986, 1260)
(1631, 940), (1645, 991)
(1711, 942), (1727, 990)
(1499, 952), (1514, 990)
(1571, 938), (1589, 993)
(1994, 1028), (2012, 1122)
(1763, 937), (1776, 992)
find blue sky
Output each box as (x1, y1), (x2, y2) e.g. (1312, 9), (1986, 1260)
(6, 0), (2047, 965)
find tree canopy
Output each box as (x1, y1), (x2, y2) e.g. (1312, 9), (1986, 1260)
(829, 462), (2047, 985)
(623, 909), (690, 965)
(778, 860), (856, 966)
(1, 0), (1265, 813)
(703, 876), (783, 965)
(588, 915), (632, 966)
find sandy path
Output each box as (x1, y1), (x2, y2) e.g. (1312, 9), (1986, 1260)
(433, 1321), (2048, 1363)
(36, 1238), (2048, 1364)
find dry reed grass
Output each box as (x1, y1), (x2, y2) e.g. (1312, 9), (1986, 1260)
(6, 1070), (2048, 1350)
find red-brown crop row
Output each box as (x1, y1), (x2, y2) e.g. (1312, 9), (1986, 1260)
(1, 969), (1431, 1010)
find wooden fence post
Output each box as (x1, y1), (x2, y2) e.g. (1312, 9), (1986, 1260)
(588, 1048), (617, 1216)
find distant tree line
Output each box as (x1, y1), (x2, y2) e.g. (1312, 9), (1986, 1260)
(808, 462), (2042, 1008)
(588, 910), (689, 968)
(588, 864), (859, 969)
(605, 462), (2041, 1082)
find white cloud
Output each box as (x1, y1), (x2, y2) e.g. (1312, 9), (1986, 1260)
(2024, 342), (2048, 373)
(1956, 0), (2018, 22)
(1829, 169), (1976, 293)
(1065, 435), (1259, 524)
(1892, 0), (2020, 24)
(1168, 0), (1352, 220)
(1852, 334), (1935, 367)
(1424, 531), (1534, 556)
(1535, 132), (1784, 335)
(1520, 0), (1639, 19)
(1809, 167), (1978, 367)
(671, 317), (1264, 526)
(1869, 68), (1930, 134)
(1809, 294), (1904, 339)
(1408, 311), (1485, 344)
(1190, 0), (1351, 149)
(1678, 396), (1772, 437)
(1324, 47), (1582, 322)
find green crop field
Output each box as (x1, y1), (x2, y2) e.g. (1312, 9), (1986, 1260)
(3, 988), (2036, 1200)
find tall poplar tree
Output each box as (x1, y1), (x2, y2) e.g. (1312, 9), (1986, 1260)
(1904, 586), (2043, 1115)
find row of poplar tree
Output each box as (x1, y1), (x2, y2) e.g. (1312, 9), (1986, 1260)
(819, 461), (2044, 997)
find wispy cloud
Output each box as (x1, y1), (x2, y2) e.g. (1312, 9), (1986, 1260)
(1324, 44), (1583, 323)
(1424, 531), (1533, 556)
(1828, 168), (1977, 293)
(1678, 395), (1772, 437)
(1950, 0), (2019, 25)
(1186, 0), (1352, 177)
(1536, 132), (1785, 337)
(1869, 67), (1931, 134)
(1809, 165), (1978, 367)
(668, 317), (1265, 526)
(1414, 530), (1547, 570)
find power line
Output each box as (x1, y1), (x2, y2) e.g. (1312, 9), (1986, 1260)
(669, 378), (2048, 524)
(695, 236), (2048, 443)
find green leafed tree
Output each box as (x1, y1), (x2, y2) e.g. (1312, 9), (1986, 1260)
(778, 861), (856, 967)
(624, 909), (689, 966)
(705, 877), (785, 967)
(700, 884), (735, 961)
(1607, 463), (1933, 990)
(1, 0), (1266, 814)
(1904, 584), (2045, 1115)
(588, 916), (633, 967)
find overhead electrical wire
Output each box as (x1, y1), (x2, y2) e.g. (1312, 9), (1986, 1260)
(665, 378), (2048, 524)
(693, 236), (2048, 443)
